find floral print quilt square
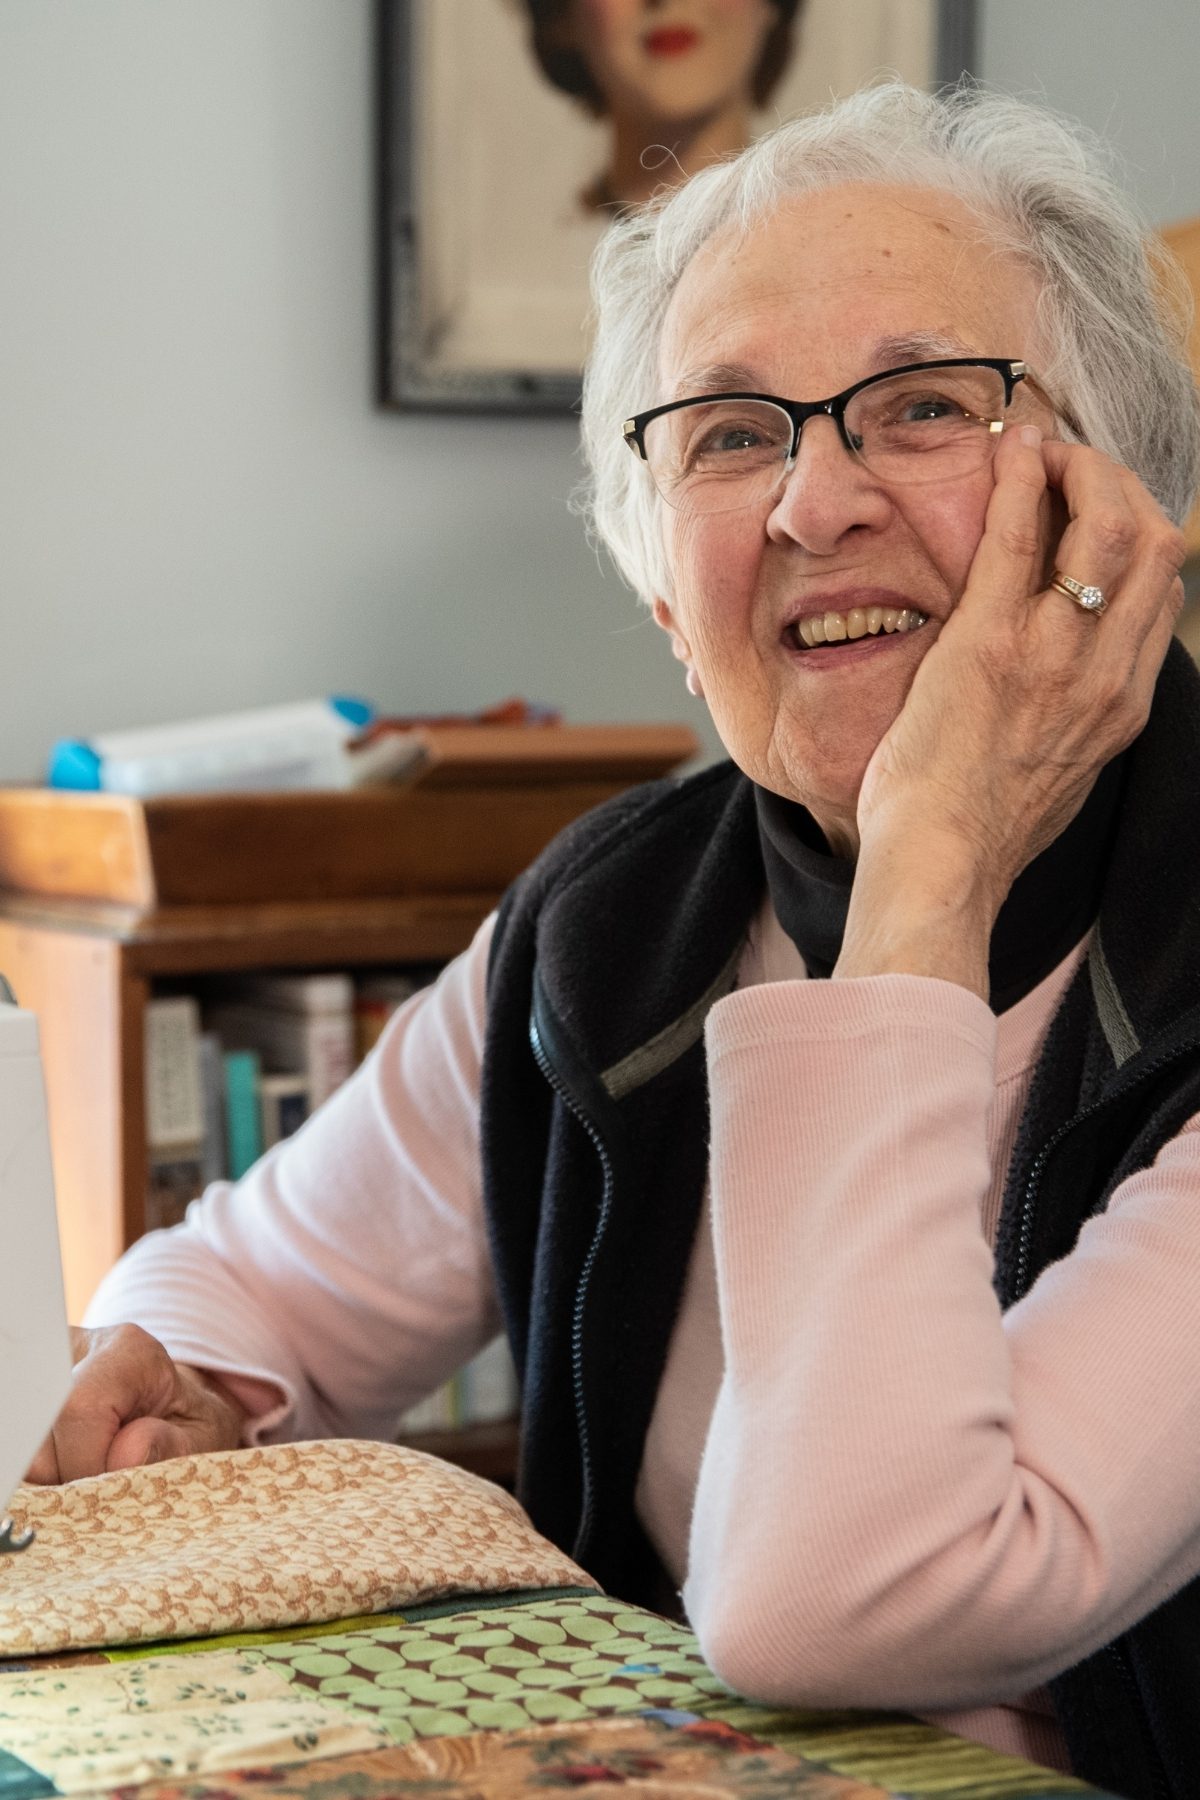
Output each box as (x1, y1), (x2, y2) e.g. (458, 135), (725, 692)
(52, 1713), (904, 1799)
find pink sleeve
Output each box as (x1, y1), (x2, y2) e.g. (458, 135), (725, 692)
(685, 974), (1200, 1712)
(84, 915), (499, 1444)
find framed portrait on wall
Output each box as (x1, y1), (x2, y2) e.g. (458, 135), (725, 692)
(378, 0), (975, 413)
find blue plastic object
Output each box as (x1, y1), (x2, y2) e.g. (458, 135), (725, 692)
(47, 741), (103, 790)
(329, 696), (374, 729)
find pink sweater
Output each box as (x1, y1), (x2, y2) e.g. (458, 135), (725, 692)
(86, 905), (1200, 1777)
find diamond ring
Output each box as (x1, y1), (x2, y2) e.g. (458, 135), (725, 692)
(1049, 570), (1108, 616)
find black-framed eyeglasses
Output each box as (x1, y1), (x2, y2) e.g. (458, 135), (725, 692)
(622, 358), (1029, 515)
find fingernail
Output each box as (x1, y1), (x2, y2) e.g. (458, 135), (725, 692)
(1019, 425), (1042, 448)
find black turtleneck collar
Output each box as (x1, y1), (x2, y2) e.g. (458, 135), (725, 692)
(755, 753), (1127, 1013)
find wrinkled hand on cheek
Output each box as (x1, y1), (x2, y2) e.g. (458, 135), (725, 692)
(1042, 485), (1069, 588)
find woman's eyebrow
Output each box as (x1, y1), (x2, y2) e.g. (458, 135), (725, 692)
(668, 335), (983, 403)
(667, 362), (760, 399)
(868, 330), (977, 368)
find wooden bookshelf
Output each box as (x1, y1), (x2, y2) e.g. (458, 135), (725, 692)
(0, 889), (503, 1319)
(1160, 215), (1200, 560)
(0, 724), (696, 1482)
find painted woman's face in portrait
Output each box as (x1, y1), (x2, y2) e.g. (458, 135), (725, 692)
(569, 0), (777, 130)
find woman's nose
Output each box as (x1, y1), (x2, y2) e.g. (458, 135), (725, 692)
(765, 414), (892, 553)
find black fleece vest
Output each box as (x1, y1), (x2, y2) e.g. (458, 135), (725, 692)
(481, 639), (1200, 1800)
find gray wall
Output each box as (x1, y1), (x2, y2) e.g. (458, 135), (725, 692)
(979, 0), (1200, 227)
(0, 0), (705, 783)
(2, 0), (1198, 782)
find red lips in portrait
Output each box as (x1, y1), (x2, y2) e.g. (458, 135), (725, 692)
(642, 26), (701, 57)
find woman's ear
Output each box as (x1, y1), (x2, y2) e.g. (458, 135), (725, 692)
(653, 595), (692, 666)
(653, 597), (704, 699)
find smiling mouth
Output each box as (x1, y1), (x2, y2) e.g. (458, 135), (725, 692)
(788, 605), (930, 652)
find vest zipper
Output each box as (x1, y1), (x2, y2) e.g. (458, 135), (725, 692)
(529, 1016), (614, 1569)
(1016, 1093), (1113, 1300)
(1015, 1032), (1200, 1302)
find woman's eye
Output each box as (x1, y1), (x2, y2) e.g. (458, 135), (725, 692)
(699, 423), (767, 454)
(686, 415), (789, 470)
(896, 392), (961, 423)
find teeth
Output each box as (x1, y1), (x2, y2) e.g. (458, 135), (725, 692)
(793, 607), (928, 650)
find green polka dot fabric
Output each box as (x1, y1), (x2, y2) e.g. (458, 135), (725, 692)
(251, 1595), (1086, 1796)
(255, 1594), (727, 1747)
(0, 1592), (1099, 1799)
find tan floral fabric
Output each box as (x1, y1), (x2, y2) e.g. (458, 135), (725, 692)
(0, 1440), (595, 1656)
(0, 1648), (393, 1793)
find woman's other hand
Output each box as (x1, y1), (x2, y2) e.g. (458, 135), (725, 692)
(24, 1324), (251, 1483)
(838, 429), (1187, 996)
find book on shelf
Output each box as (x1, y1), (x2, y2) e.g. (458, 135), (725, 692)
(144, 996), (205, 1232)
(197, 1032), (227, 1186)
(204, 971), (355, 1108)
(145, 996), (204, 1148)
(145, 1152), (205, 1233)
(396, 1335), (519, 1436)
(259, 1072), (309, 1149)
(224, 1049), (262, 1180)
(396, 1383), (460, 1435)
(146, 964), (442, 1222)
(353, 970), (437, 1061)
(460, 1334), (520, 1424)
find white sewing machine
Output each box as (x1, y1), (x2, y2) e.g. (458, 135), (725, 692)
(0, 978), (73, 1548)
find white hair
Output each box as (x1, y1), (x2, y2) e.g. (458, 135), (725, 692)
(578, 81), (1200, 605)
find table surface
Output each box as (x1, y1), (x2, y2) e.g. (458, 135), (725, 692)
(0, 1584), (1099, 1800)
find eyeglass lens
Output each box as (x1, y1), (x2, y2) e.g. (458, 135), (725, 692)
(643, 364), (1010, 513)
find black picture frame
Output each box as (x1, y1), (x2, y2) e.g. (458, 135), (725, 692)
(377, 0), (978, 416)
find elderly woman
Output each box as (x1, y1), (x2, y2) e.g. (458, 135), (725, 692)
(35, 83), (1200, 1799)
